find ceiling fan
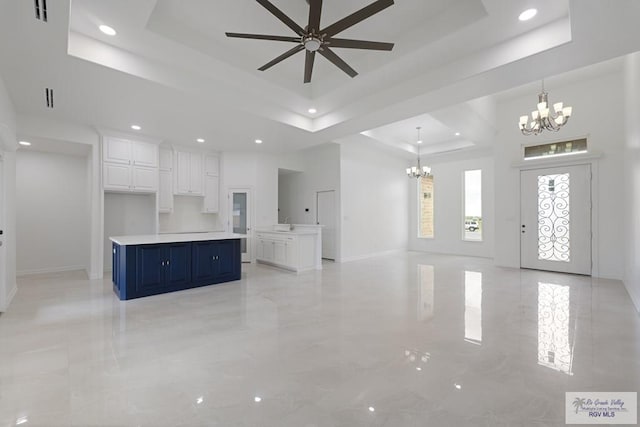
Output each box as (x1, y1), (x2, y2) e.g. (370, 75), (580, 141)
(226, 0), (395, 83)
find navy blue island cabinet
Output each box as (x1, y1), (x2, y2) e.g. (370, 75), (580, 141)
(111, 235), (241, 300)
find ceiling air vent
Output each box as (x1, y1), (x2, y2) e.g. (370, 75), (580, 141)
(34, 0), (48, 22)
(45, 88), (54, 108)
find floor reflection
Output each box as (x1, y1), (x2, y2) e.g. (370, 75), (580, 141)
(537, 282), (574, 375)
(464, 271), (482, 345)
(418, 265), (434, 321)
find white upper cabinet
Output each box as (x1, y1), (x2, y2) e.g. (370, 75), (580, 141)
(190, 153), (203, 194)
(132, 141), (158, 168)
(175, 150), (203, 196)
(203, 175), (219, 213)
(132, 166), (158, 192)
(159, 148), (172, 171)
(103, 136), (158, 193)
(204, 155), (219, 176)
(159, 170), (173, 213)
(103, 163), (132, 191)
(103, 137), (131, 164)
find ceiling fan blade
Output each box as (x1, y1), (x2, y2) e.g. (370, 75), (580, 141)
(304, 50), (316, 83)
(256, 0), (305, 36)
(321, 0), (394, 37)
(258, 45), (305, 71)
(308, 0), (323, 34)
(326, 38), (394, 51)
(226, 33), (300, 43)
(318, 47), (358, 78)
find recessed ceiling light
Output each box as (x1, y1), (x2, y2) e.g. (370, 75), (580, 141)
(518, 8), (537, 21)
(254, 396), (262, 402)
(197, 138), (205, 143)
(308, 108), (317, 114)
(19, 141), (31, 146)
(368, 406), (375, 412)
(255, 139), (263, 144)
(455, 132), (461, 136)
(99, 25), (117, 36)
(131, 125), (141, 131)
(417, 140), (423, 144)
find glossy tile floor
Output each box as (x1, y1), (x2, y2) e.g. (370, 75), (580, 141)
(1, 252), (639, 426)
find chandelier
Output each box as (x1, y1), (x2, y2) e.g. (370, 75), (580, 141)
(406, 127), (432, 178)
(519, 80), (573, 136)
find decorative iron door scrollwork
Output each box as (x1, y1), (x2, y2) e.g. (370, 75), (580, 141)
(537, 173), (570, 262)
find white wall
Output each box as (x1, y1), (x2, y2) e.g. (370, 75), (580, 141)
(278, 143), (340, 225)
(18, 115), (102, 279)
(0, 71), (17, 311)
(494, 70), (625, 280)
(103, 193), (156, 270)
(159, 196), (222, 232)
(340, 141), (408, 262)
(623, 52), (640, 311)
(16, 150), (90, 275)
(409, 152), (495, 258)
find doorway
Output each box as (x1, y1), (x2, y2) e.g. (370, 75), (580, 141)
(520, 164), (591, 275)
(229, 188), (252, 263)
(316, 190), (336, 260)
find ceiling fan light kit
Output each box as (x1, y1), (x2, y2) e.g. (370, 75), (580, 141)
(226, 0), (395, 83)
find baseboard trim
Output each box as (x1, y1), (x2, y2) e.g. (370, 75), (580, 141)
(340, 249), (405, 263)
(623, 279), (640, 313)
(1, 284), (17, 312)
(17, 265), (87, 277)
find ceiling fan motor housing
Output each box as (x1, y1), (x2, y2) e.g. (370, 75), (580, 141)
(303, 36), (322, 51)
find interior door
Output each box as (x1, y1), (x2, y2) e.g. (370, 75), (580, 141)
(520, 164), (591, 275)
(229, 189), (252, 262)
(317, 190), (336, 260)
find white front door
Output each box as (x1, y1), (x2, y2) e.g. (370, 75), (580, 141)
(229, 189), (252, 263)
(316, 190), (336, 260)
(520, 164), (591, 275)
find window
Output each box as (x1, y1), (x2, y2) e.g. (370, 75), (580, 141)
(524, 138), (587, 160)
(463, 170), (482, 241)
(418, 175), (434, 238)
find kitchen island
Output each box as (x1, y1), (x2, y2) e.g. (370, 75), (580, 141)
(110, 232), (244, 300)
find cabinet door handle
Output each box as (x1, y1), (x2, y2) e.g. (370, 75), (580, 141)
(166, 260), (170, 266)
(161, 261), (165, 266)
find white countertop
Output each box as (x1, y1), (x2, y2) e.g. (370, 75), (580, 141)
(110, 232), (246, 246)
(255, 229), (319, 236)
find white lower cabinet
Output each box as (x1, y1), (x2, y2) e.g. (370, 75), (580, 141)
(256, 232), (316, 272)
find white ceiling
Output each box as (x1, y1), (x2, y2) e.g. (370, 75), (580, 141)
(0, 0), (639, 155)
